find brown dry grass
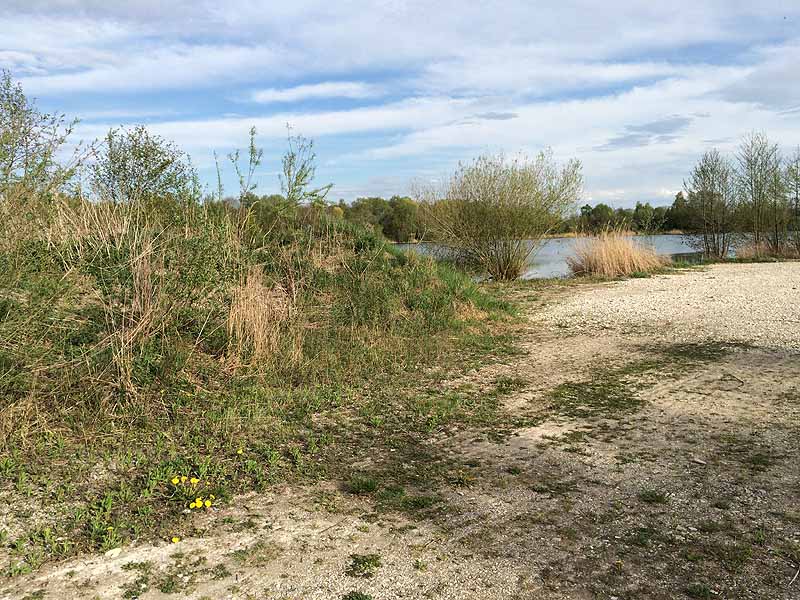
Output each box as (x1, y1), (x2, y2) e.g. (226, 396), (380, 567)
(227, 266), (296, 364)
(735, 241), (800, 260)
(567, 231), (670, 277)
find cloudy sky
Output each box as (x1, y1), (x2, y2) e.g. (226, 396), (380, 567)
(2, 1), (800, 206)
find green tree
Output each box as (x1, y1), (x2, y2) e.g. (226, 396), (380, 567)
(419, 150), (582, 280)
(380, 196), (420, 242)
(0, 70), (85, 199)
(90, 125), (200, 204)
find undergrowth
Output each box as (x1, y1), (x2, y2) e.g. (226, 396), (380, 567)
(0, 194), (515, 573)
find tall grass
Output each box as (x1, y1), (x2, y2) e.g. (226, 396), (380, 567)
(0, 194), (509, 444)
(567, 230), (670, 277)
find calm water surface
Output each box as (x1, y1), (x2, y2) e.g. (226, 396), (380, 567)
(397, 234), (699, 279)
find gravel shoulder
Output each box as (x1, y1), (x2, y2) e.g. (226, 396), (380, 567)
(3, 263), (799, 600)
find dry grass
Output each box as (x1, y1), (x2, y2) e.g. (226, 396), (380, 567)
(735, 241), (800, 260)
(227, 266), (296, 364)
(568, 231), (670, 277)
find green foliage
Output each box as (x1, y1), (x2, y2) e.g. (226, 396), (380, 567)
(420, 151), (583, 280)
(0, 69), (84, 200)
(90, 125), (200, 204)
(345, 554), (382, 578)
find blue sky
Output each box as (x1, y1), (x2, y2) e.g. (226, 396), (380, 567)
(2, 1), (800, 206)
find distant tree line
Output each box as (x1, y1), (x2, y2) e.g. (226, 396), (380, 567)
(566, 200), (684, 234)
(235, 193), (424, 242)
(684, 132), (800, 258)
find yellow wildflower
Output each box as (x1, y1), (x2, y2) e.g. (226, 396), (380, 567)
(195, 497), (202, 506)
(204, 499), (212, 508)
(180, 476), (187, 483)
(190, 477), (199, 485)
(170, 477), (179, 485)
(236, 449), (243, 455)
(171, 536), (180, 544)
(189, 502), (196, 509)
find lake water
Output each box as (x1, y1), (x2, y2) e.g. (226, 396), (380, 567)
(396, 234), (700, 279)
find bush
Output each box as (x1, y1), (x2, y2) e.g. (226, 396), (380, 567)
(567, 231), (670, 278)
(90, 125), (200, 204)
(419, 151), (582, 280)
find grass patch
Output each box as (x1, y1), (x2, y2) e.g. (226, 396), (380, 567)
(637, 489), (669, 504)
(345, 553), (382, 578)
(346, 474), (379, 495)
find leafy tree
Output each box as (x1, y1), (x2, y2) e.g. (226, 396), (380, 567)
(0, 70), (86, 199)
(281, 130), (332, 208)
(380, 196), (420, 242)
(90, 125), (200, 204)
(664, 192), (695, 231)
(419, 150), (582, 280)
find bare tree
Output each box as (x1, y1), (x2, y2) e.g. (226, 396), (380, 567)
(736, 132), (786, 250)
(418, 150), (582, 280)
(787, 147), (800, 253)
(685, 149), (738, 258)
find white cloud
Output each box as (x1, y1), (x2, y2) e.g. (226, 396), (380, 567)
(250, 82), (381, 104)
(4, 1), (800, 204)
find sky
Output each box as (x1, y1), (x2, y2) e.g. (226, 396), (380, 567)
(2, 1), (800, 207)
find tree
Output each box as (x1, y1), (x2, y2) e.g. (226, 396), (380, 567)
(419, 150), (582, 280)
(90, 125), (199, 204)
(665, 192), (695, 231)
(685, 149), (738, 258)
(633, 202), (663, 233)
(0, 70), (86, 200)
(787, 147), (800, 253)
(736, 132), (786, 250)
(280, 129), (332, 208)
(380, 196), (420, 242)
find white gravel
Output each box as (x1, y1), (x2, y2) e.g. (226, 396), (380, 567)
(536, 262), (800, 350)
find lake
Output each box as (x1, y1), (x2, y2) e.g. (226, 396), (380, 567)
(396, 234), (700, 279)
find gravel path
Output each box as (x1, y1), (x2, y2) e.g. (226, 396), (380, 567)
(536, 262), (800, 350)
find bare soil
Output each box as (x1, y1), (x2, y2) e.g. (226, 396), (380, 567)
(3, 264), (799, 600)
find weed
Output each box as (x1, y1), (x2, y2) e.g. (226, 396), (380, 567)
(685, 582), (712, 599)
(346, 474), (379, 495)
(345, 553), (382, 578)
(637, 489), (669, 504)
(342, 593), (373, 600)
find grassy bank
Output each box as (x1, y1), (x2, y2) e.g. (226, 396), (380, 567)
(0, 194), (517, 574)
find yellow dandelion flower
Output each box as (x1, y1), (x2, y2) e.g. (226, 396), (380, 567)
(195, 497), (202, 506)
(204, 499), (212, 508)
(171, 536), (180, 544)
(190, 477), (199, 485)
(180, 476), (187, 483)
(189, 502), (196, 509)
(171, 477), (179, 485)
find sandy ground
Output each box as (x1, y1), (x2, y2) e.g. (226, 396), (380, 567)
(3, 263), (800, 600)
(535, 262), (800, 350)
